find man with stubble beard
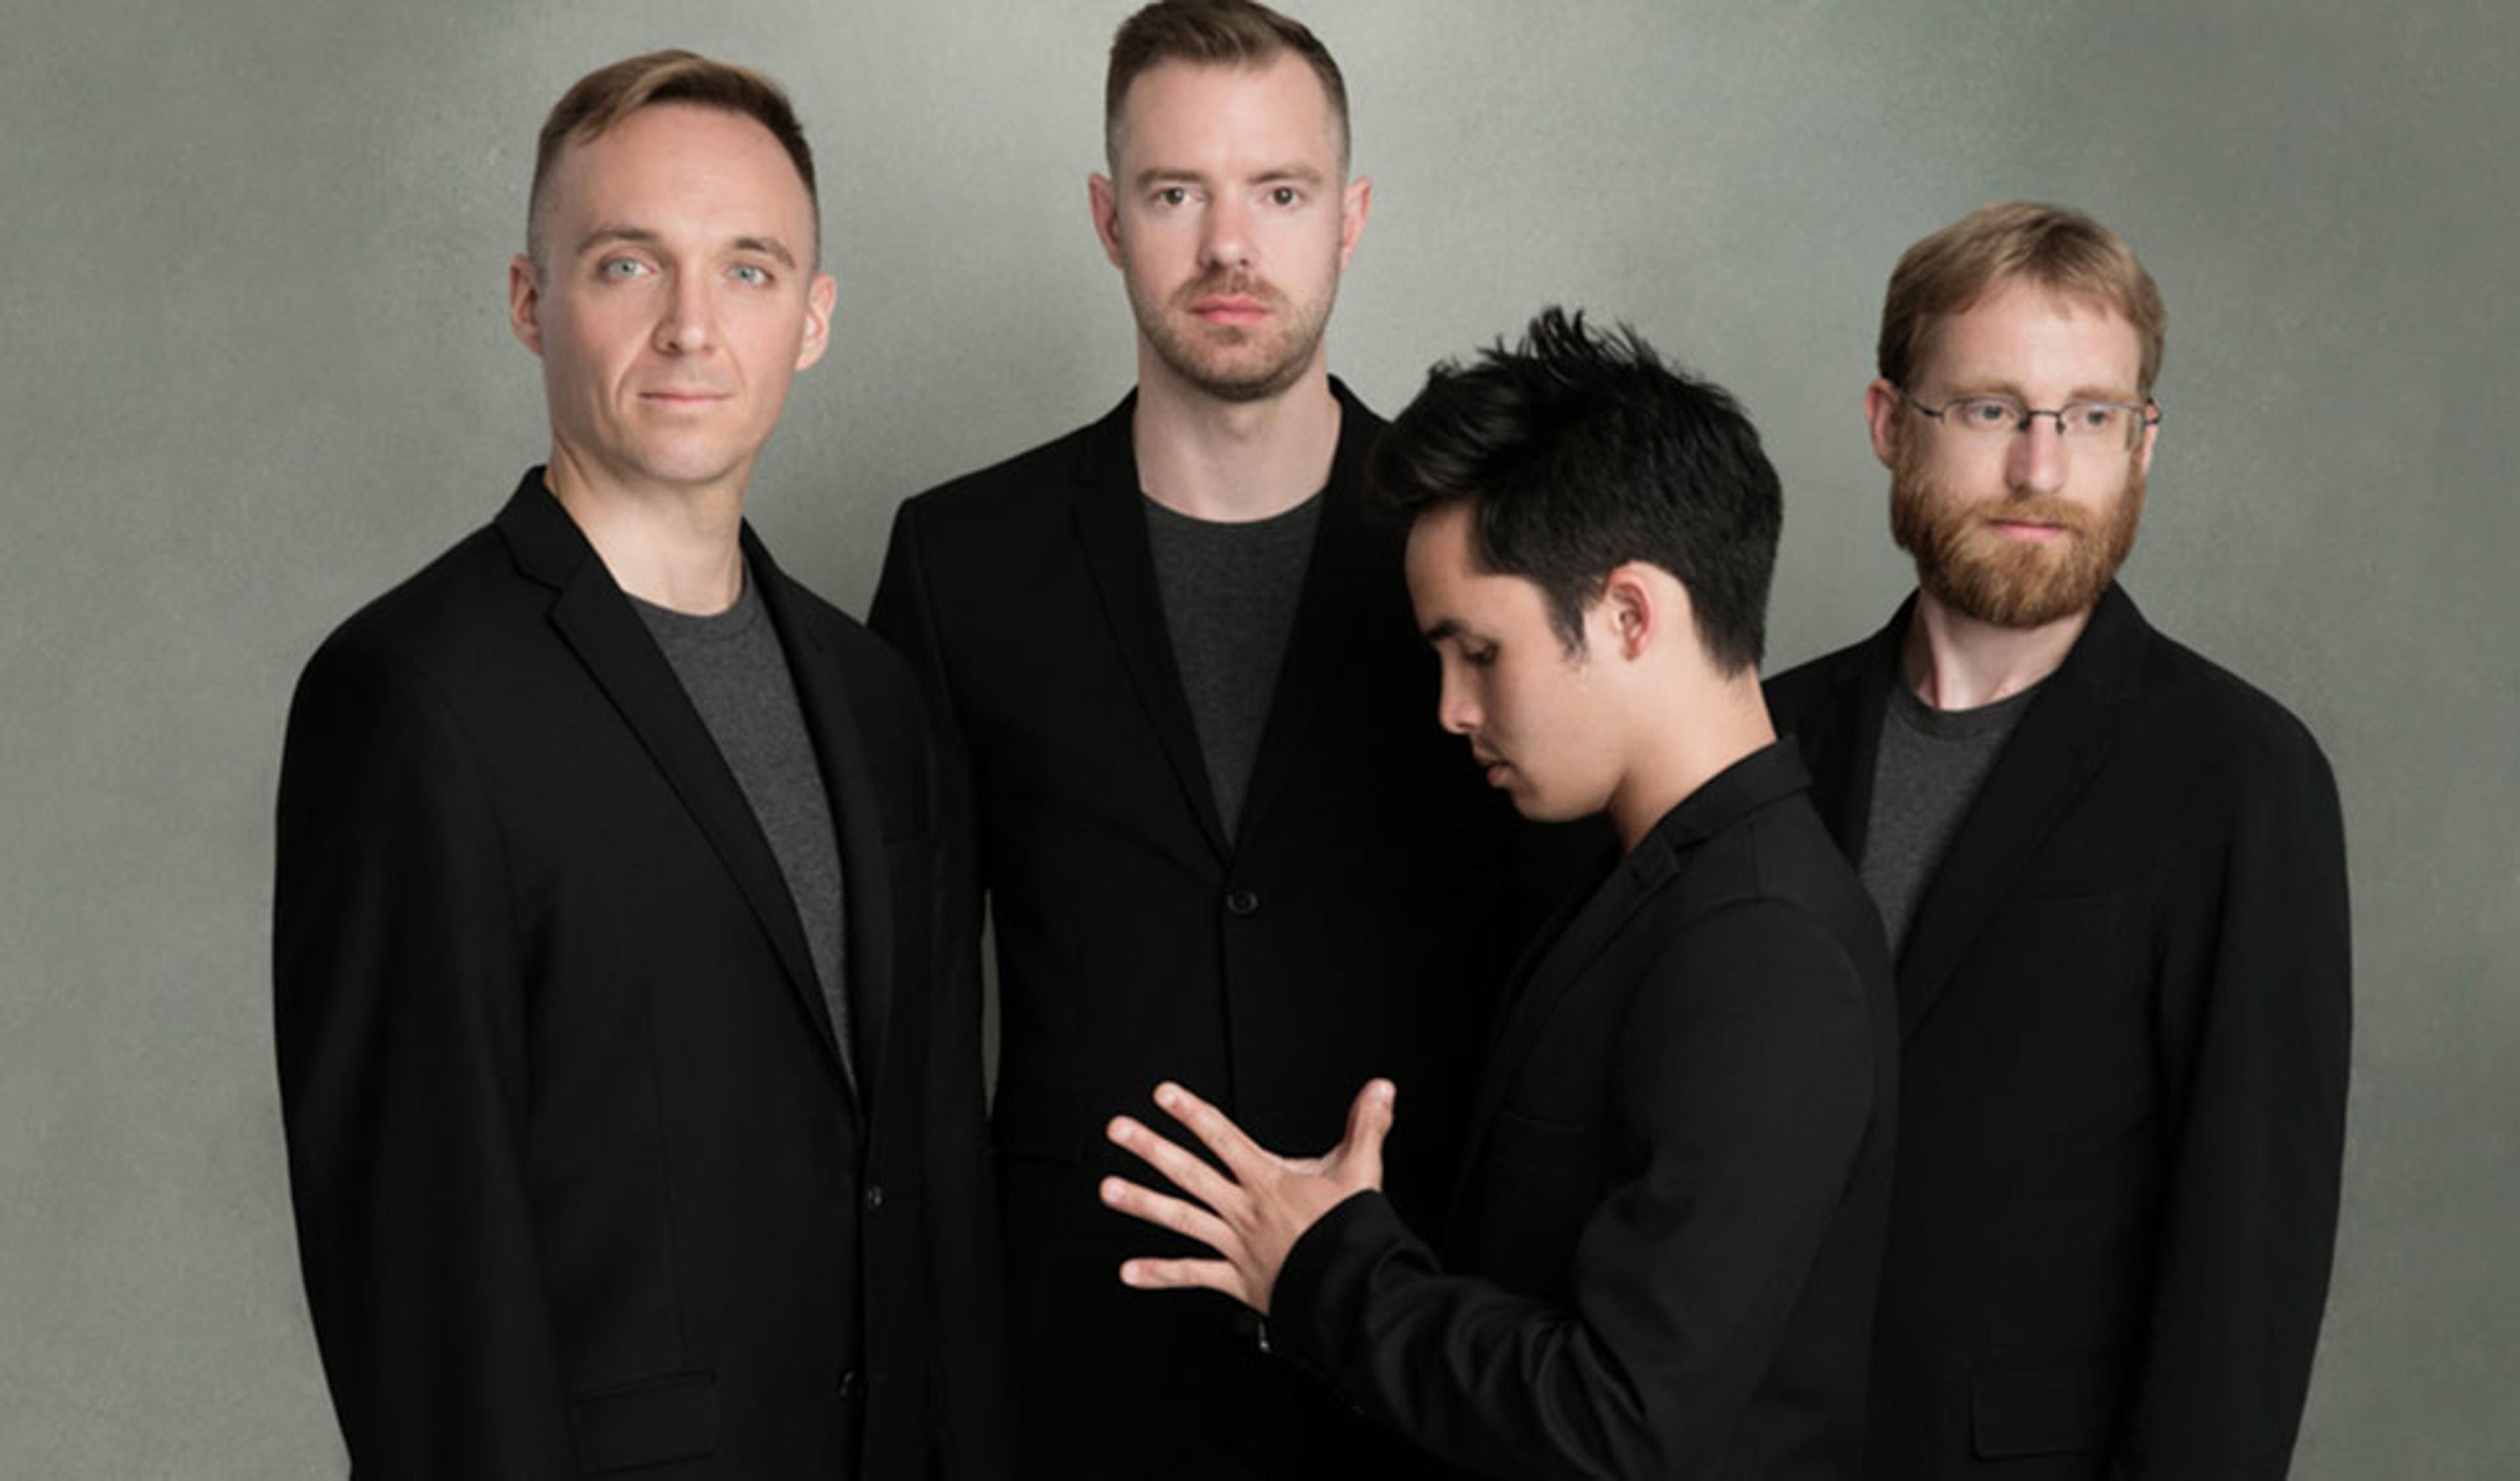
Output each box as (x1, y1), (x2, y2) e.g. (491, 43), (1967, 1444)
(1765, 201), (2351, 1480)
(870, 3), (1557, 1476)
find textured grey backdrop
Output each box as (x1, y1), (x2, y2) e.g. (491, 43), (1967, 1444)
(3, 1), (2511, 1474)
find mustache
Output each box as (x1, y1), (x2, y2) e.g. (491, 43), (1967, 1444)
(1962, 495), (2099, 534)
(1169, 270), (1280, 307)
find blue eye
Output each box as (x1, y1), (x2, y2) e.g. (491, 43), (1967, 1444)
(731, 263), (772, 287)
(600, 258), (647, 280)
(1956, 397), (2020, 429)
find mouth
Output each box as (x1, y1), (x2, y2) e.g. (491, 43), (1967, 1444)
(1471, 750), (1511, 786)
(1190, 295), (1270, 325)
(639, 388), (730, 409)
(1983, 517), (2072, 545)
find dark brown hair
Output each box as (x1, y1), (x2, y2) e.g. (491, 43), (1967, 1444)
(1104, 0), (1349, 171)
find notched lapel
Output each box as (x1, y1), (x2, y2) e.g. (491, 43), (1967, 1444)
(1070, 401), (1233, 857)
(1232, 385), (1388, 848)
(1450, 846), (1666, 1220)
(1893, 587), (2148, 1039)
(497, 477), (855, 1095)
(749, 530), (892, 1105)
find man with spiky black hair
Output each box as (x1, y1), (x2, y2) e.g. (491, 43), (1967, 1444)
(1103, 310), (1899, 1480)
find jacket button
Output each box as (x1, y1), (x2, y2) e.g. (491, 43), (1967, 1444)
(837, 1368), (862, 1400)
(1225, 888), (1261, 917)
(864, 1184), (885, 1213)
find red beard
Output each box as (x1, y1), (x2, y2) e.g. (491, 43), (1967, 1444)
(1889, 440), (2145, 629)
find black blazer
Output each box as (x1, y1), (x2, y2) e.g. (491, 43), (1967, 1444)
(1765, 585), (2351, 1479)
(872, 385), (1553, 1474)
(1270, 743), (1899, 1480)
(274, 472), (1011, 1478)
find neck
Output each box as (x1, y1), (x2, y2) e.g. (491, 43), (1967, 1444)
(1607, 669), (1778, 854)
(543, 444), (749, 614)
(1131, 353), (1341, 522)
(1902, 589), (2089, 711)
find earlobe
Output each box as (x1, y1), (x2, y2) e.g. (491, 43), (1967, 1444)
(1089, 175), (1124, 268)
(507, 255), (544, 356)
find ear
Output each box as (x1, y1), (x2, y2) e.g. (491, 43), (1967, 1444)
(1863, 377), (1904, 470)
(508, 254), (545, 356)
(1595, 562), (1670, 662)
(1337, 174), (1373, 270)
(1089, 173), (1124, 268)
(793, 270), (837, 372)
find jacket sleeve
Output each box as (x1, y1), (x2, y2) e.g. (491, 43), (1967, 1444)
(1272, 900), (1880, 1480)
(272, 636), (574, 1477)
(873, 501), (1020, 1476)
(2115, 730), (2351, 1478)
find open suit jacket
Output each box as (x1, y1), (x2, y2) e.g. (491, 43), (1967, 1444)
(275, 472), (1012, 1478)
(872, 383), (1549, 1476)
(1270, 743), (1899, 1480)
(1763, 585), (2350, 1479)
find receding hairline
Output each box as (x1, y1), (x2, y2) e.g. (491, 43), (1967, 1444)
(525, 50), (820, 270)
(526, 100), (821, 272)
(1102, 50), (1351, 177)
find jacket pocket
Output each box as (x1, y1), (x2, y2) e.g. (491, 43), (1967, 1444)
(570, 1369), (719, 1474)
(1969, 1352), (2123, 1459)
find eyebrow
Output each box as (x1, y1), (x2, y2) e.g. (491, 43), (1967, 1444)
(1129, 163), (1328, 191)
(572, 225), (799, 270)
(1423, 617), (1470, 644)
(1941, 376), (2141, 404)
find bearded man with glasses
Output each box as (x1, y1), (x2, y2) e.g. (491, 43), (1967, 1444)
(1766, 201), (2350, 1480)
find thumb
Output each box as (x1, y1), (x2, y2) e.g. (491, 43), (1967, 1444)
(1337, 1078), (1396, 1190)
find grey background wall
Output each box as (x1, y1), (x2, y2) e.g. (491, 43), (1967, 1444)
(3, 0), (2510, 1472)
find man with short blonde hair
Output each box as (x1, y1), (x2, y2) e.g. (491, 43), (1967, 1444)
(276, 50), (1009, 1477)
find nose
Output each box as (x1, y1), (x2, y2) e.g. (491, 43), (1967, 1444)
(2006, 413), (2068, 498)
(1436, 663), (1480, 737)
(1200, 192), (1251, 272)
(654, 270), (718, 356)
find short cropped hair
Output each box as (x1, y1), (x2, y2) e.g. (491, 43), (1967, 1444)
(1104, 0), (1351, 173)
(1878, 200), (2166, 397)
(527, 49), (818, 270)
(1372, 308), (1782, 675)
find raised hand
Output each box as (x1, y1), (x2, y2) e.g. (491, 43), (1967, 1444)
(1101, 1078), (1395, 1316)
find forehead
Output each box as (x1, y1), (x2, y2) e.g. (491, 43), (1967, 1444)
(1405, 506), (1545, 625)
(542, 102), (812, 238)
(1113, 53), (1339, 174)
(1920, 278), (2142, 394)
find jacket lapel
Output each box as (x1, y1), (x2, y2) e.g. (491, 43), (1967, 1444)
(1448, 747), (1815, 1219)
(1070, 396), (1233, 857)
(1892, 585), (2148, 1039)
(1231, 381), (1388, 848)
(495, 474), (855, 1096)
(1799, 600), (1908, 862)
(748, 528), (889, 1105)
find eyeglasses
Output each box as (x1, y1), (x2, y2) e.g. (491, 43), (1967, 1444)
(1899, 388), (2160, 449)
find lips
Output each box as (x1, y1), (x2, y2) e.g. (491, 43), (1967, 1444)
(1190, 295), (1269, 324)
(638, 387), (731, 408)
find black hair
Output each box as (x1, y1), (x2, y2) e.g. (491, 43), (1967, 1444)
(1369, 307), (1781, 673)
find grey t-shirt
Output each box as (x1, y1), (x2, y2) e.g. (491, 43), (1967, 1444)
(633, 569), (852, 1087)
(1143, 491), (1323, 843)
(1860, 678), (2040, 959)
